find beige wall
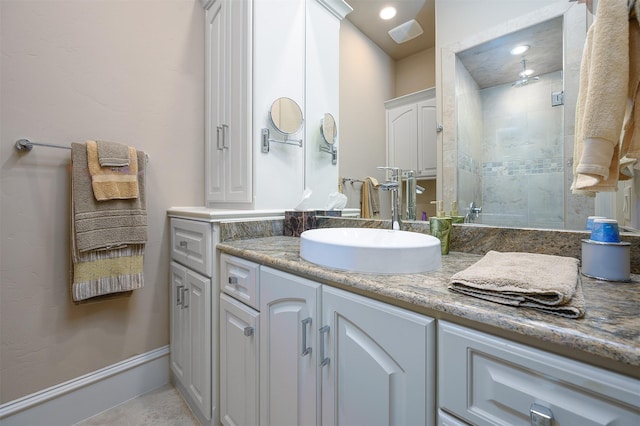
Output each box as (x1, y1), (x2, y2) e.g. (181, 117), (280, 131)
(0, 0), (204, 403)
(395, 47), (436, 97)
(339, 20), (438, 217)
(339, 19), (395, 214)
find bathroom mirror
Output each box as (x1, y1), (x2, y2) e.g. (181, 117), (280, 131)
(269, 97), (303, 134)
(441, 1), (594, 230)
(320, 113), (337, 145)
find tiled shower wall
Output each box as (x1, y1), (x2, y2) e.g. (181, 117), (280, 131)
(457, 70), (565, 228)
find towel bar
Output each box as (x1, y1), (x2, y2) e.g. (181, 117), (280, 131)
(15, 138), (150, 160)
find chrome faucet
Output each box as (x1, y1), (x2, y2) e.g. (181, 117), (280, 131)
(377, 166), (402, 230)
(465, 201), (482, 223)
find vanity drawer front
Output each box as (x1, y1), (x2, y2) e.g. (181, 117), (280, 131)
(438, 321), (640, 426)
(171, 218), (213, 277)
(220, 253), (259, 310)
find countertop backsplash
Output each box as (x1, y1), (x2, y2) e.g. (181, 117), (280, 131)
(218, 216), (640, 273)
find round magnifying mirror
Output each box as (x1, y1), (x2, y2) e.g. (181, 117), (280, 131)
(320, 113), (337, 145)
(269, 97), (303, 134)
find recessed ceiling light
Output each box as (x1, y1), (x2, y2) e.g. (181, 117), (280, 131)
(510, 45), (530, 55)
(380, 6), (397, 20)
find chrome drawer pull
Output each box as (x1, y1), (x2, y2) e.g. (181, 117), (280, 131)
(301, 317), (312, 356)
(181, 288), (189, 309)
(228, 276), (238, 285)
(319, 325), (330, 367)
(179, 240), (188, 248)
(176, 285), (184, 306)
(243, 326), (254, 337)
(530, 403), (553, 426)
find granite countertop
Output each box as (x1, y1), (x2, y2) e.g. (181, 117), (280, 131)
(217, 235), (640, 379)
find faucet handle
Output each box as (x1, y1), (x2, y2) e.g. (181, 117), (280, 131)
(377, 166), (401, 180)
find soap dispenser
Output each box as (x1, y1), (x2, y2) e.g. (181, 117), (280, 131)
(450, 201), (466, 224)
(429, 200), (452, 255)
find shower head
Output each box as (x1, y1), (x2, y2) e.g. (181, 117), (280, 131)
(512, 59), (540, 88)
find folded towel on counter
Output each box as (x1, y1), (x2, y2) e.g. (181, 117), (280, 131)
(96, 140), (131, 167)
(360, 176), (380, 219)
(572, 0), (630, 194)
(72, 142), (147, 253)
(87, 140), (139, 200)
(449, 251), (585, 318)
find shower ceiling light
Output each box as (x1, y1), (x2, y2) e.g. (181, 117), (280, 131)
(380, 6), (397, 20)
(510, 45), (530, 55)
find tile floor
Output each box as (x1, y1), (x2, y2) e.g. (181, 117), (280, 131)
(74, 384), (199, 426)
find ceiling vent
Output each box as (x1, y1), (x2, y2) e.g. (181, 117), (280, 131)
(388, 19), (424, 44)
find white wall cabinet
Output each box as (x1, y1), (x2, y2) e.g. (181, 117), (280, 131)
(170, 261), (212, 421)
(204, 0), (252, 206)
(438, 321), (640, 426)
(386, 88), (437, 178)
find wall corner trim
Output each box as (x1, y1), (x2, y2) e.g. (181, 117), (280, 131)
(0, 346), (170, 426)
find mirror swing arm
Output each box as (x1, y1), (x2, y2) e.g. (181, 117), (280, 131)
(319, 141), (337, 165)
(261, 128), (303, 153)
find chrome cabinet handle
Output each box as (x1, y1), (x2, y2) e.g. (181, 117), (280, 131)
(301, 317), (312, 356)
(228, 276), (238, 285)
(530, 403), (553, 426)
(179, 240), (188, 248)
(222, 124), (229, 149)
(176, 285), (184, 306)
(319, 325), (330, 367)
(216, 126), (223, 150)
(181, 288), (189, 309)
(243, 326), (254, 337)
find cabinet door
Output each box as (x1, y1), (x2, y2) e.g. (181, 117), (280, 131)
(185, 269), (212, 420)
(224, 0), (252, 203)
(260, 266), (321, 426)
(321, 286), (436, 426)
(170, 262), (189, 384)
(205, 0), (226, 202)
(417, 97), (437, 178)
(220, 293), (259, 426)
(387, 103), (418, 172)
(205, 0), (252, 205)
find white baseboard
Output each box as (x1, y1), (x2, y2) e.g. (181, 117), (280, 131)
(0, 346), (170, 426)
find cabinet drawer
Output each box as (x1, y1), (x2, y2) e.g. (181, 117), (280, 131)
(220, 253), (259, 310)
(438, 321), (640, 426)
(170, 218), (213, 277)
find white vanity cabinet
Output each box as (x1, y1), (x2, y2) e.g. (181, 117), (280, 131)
(259, 267), (321, 426)
(219, 254), (436, 426)
(219, 254), (260, 426)
(170, 218), (215, 424)
(321, 285), (435, 426)
(204, 0), (252, 205)
(438, 321), (640, 426)
(386, 88), (437, 178)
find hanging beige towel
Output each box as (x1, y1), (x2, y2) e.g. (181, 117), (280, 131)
(449, 251), (585, 318)
(87, 140), (139, 200)
(72, 143), (147, 252)
(96, 140), (131, 167)
(620, 13), (640, 165)
(360, 177), (380, 219)
(572, 0), (630, 194)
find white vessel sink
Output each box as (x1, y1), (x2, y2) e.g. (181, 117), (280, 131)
(300, 227), (442, 274)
